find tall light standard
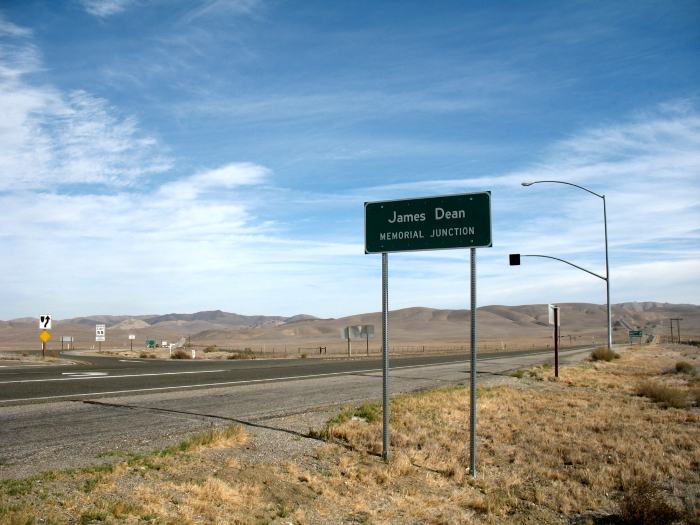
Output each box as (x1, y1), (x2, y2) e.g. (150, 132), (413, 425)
(520, 180), (612, 350)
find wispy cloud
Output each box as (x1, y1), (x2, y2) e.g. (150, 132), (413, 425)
(180, 0), (263, 23)
(0, 15), (31, 37)
(0, 38), (171, 191)
(158, 163), (270, 201)
(80, 0), (134, 17)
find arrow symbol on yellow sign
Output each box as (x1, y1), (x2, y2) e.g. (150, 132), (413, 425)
(39, 330), (51, 343)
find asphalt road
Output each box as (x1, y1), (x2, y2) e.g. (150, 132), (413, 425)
(0, 348), (586, 405)
(0, 346), (595, 479)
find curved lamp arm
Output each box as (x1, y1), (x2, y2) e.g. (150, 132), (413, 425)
(521, 180), (604, 199)
(520, 254), (607, 281)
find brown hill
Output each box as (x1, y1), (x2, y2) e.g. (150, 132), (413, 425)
(1, 303), (697, 353)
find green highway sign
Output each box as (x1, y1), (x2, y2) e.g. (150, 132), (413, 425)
(364, 192), (492, 253)
(628, 330), (643, 337)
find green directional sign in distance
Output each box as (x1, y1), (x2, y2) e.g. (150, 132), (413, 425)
(365, 192), (492, 253)
(629, 330), (643, 338)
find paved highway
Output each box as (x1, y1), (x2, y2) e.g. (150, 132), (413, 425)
(0, 348), (585, 405)
(0, 347), (595, 479)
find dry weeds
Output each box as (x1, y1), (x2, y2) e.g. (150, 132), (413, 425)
(1, 345), (698, 524)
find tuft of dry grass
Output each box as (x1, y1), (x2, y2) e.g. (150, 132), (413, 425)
(637, 381), (689, 408)
(226, 348), (256, 359)
(675, 360), (696, 375)
(174, 423), (248, 452)
(170, 349), (190, 359)
(619, 478), (683, 525)
(590, 346), (620, 361)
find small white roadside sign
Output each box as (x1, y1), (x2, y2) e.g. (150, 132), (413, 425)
(39, 314), (52, 330)
(96, 324), (106, 342)
(548, 304), (560, 326)
(128, 334), (136, 340)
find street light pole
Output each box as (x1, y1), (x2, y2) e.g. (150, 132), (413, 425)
(522, 180), (612, 350)
(602, 195), (612, 349)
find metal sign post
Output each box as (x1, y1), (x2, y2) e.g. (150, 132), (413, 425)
(343, 325), (375, 357)
(469, 248), (477, 476)
(365, 192), (492, 471)
(382, 252), (390, 461)
(554, 306), (559, 378)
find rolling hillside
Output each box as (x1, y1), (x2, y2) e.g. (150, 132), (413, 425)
(1, 302), (697, 352)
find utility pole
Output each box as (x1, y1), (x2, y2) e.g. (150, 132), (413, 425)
(670, 319), (674, 344)
(671, 318), (683, 344)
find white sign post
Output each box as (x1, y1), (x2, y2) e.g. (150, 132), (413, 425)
(548, 305), (560, 377)
(96, 324), (106, 351)
(39, 314), (52, 357)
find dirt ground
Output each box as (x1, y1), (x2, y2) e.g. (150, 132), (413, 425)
(1, 343), (698, 524)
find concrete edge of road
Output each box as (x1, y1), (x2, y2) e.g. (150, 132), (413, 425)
(0, 358), (80, 368)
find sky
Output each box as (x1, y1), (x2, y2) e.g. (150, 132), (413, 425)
(1, 0), (699, 320)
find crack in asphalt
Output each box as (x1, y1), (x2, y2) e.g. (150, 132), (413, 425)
(78, 399), (328, 444)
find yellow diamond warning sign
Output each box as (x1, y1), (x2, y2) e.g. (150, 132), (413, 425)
(39, 330), (51, 343)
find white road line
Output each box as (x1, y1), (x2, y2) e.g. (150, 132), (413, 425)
(0, 361), (466, 404)
(62, 372), (109, 377)
(119, 360), (144, 363)
(0, 370), (226, 385)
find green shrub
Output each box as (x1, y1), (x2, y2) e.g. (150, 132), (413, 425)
(619, 478), (682, 525)
(226, 349), (256, 360)
(352, 403), (381, 423)
(590, 347), (620, 362)
(637, 381), (688, 408)
(203, 346), (217, 353)
(674, 361), (695, 375)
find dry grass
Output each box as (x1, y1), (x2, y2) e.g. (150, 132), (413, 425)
(312, 345), (700, 523)
(590, 346), (620, 361)
(675, 360), (696, 375)
(619, 478), (683, 525)
(1, 345), (699, 524)
(637, 380), (690, 408)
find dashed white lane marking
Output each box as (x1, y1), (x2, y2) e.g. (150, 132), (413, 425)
(0, 369), (226, 385)
(62, 372), (109, 377)
(119, 360), (144, 363)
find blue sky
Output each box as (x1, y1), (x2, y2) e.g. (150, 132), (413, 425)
(1, 0), (699, 319)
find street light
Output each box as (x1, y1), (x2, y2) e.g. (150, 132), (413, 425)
(517, 180), (612, 350)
